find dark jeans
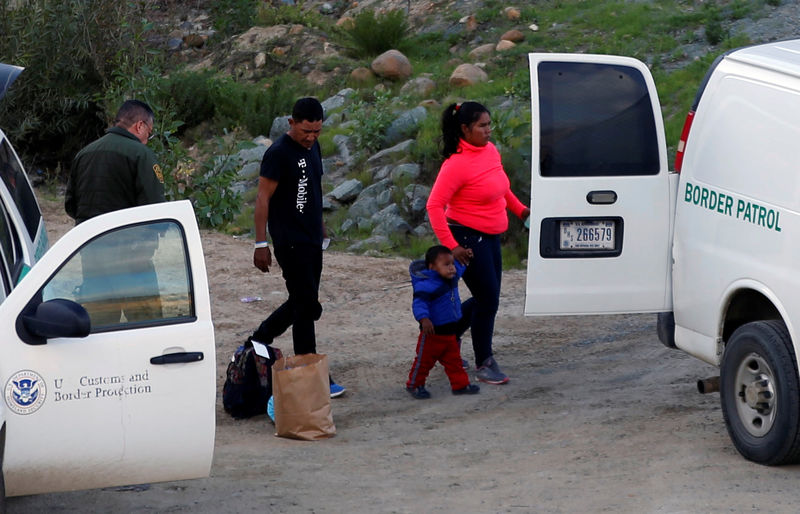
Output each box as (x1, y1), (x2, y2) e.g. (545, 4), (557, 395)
(252, 244), (322, 355)
(450, 225), (502, 366)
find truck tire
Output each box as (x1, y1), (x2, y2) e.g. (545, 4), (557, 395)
(720, 320), (800, 465)
(656, 312), (676, 348)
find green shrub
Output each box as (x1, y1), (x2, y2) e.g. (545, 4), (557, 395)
(155, 71), (298, 138)
(256, 3), (326, 28)
(704, 4), (726, 45)
(210, 0), (259, 39)
(409, 114), (442, 182)
(158, 71), (219, 130)
(0, 0), (151, 171)
(170, 137), (244, 228)
(348, 91), (394, 152)
(343, 9), (410, 57)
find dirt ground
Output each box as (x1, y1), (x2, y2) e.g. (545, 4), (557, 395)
(9, 197), (800, 513)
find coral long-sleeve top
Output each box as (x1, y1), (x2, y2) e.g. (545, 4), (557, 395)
(426, 139), (527, 249)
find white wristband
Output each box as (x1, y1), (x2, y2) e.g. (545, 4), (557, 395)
(254, 241), (269, 249)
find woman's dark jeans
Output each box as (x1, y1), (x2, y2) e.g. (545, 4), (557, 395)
(450, 225), (502, 367)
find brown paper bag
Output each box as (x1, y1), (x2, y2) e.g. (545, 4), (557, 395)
(272, 353), (336, 440)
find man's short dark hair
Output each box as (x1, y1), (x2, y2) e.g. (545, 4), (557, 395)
(115, 100), (154, 127)
(425, 245), (452, 267)
(292, 97), (323, 123)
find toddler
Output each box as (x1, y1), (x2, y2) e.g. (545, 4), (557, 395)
(406, 245), (480, 399)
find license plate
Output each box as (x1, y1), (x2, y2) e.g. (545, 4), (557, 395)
(559, 220), (615, 250)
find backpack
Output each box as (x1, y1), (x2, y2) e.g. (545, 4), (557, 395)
(222, 339), (283, 419)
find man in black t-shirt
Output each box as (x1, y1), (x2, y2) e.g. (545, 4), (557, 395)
(251, 97), (345, 398)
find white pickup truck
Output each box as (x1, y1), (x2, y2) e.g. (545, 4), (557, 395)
(525, 40), (800, 465)
(0, 63), (215, 507)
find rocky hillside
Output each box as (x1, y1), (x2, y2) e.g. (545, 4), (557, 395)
(142, 0), (800, 254)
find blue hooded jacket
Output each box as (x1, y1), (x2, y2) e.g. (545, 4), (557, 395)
(409, 259), (466, 327)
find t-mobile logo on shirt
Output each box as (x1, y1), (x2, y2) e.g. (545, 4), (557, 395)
(296, 158), (308, 212)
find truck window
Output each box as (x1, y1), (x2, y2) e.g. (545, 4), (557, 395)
(538, 61), (660, 177)
(0, 136), (41, 240)
(0, 199), (21, 300)
(42, 220), (194, 331)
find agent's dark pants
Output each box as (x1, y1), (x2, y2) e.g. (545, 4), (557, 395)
(252, 244), (322, 356)
(450, 226), (502, 367)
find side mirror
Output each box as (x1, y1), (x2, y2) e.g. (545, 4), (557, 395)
(17, 298), (91, 345)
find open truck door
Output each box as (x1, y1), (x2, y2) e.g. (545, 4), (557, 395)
(525, 53), (677, 315)
(0, 200), (215, 496)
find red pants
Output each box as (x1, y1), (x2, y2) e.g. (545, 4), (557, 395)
(406, 332), (470, 390)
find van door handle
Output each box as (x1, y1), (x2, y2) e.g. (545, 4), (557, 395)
(586, 190), (617, 204)
(150, 352), (204, 365)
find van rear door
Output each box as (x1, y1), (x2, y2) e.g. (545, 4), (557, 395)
(525, 54), (674, 315)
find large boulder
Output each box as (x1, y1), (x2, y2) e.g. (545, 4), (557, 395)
(504, 7), (522, 20)
(371, 50), (413, 81)
(328, 178), (363, 203)
(501, 29), (525, 42)
(469, 43), (495, 61)
(449, 63), (488, 87)
(371, 204), (413, 236)
(400, 76), (436, 97)
(367, 140), (416, 167)
(392, 163), (422, 182)
(496, 40), (516, 52)
(347, 235), (390, 253)
(348, 196), (379, 219)
(404, 183), (430, 215)
(321, 88), (356, 114)
(350, 67), (374, 82)
(384, 106), (428, 146)
(269, 116), (290, 141)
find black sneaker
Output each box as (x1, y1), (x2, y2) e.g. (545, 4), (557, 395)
(406, 385), (431, 399)
(452, 384), (480, 395)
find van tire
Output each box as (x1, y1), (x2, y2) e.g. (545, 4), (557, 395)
(720, 320), (800, 465)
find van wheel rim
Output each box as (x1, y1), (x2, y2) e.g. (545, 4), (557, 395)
(734, 352), (777, 437)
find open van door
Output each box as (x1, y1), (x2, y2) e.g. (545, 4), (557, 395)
(525, 54), (675, 315)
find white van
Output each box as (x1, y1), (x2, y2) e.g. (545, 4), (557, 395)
(525, 39), (800, 465)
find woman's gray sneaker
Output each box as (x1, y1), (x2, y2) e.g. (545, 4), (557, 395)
(475, 356), (509, 384)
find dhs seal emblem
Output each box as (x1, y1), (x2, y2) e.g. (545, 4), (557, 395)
(5, 370), (46, 415)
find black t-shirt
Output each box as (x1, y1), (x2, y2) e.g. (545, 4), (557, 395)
(260, 134), (324, 247)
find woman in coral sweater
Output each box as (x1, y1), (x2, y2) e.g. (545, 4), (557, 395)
(426, 101), (530, 385)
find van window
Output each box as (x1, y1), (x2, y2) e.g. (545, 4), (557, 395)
(0, 136), (41, 240)
(42, 220), (194, 331)
(538, 61), (660, 177)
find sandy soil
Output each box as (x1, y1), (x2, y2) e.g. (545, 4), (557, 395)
(9, 196), (800, 513)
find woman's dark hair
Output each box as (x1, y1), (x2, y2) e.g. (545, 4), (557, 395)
(440, 101), (490, 159)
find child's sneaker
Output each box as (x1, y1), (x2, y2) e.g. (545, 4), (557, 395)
(476, 356), (509, 385)
(452, 384), (480, 395)
(462, 358), (470, 371)
(406, 385), (431, 399)
(330, 382), (346, 398)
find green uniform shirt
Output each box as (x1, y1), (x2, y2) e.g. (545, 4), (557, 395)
(66, 126), (165, 224)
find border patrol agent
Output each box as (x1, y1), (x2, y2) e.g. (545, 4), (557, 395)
(65, 100), (165, 326)
(66, 99), (164, 224)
